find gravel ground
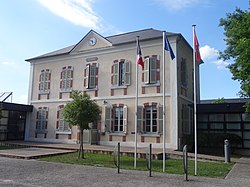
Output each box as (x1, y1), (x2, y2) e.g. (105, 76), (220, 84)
(0, 157), (250, 187)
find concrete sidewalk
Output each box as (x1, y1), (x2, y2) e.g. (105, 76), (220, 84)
(0, 147), (76, 159)
(1, 140), (239, 162)
(225, 157), (250, 183)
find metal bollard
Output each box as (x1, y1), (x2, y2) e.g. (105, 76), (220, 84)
(114, 142), (120, 173)
(224, 139), (230, 163)
(146, 144), (152, 177)
(183, 145), (188, 181)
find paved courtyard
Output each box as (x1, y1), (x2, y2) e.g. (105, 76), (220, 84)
(0, 156), (249, 187)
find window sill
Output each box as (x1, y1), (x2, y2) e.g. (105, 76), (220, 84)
(39, 91), (50, 94)
(84, 87), (98, 91)
(141, 82), (160, 87)
(141, 133), (161, 137)
(109, 132), (127, 136)
(55, 130), (72, 135)
(111, 85), (127, 90)
(60, 89), (72, 93)
(35, 129), (48, 134)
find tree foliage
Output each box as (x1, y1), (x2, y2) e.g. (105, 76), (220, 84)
(63, 90), (101, 159)
(219, 8), (250, 112)
(213, 97), (225, 104)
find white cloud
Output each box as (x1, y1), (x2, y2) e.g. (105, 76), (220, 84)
(2, 61), (15, 66)
(155, 0), (210, 11)
(200, 45), (218, 60)
(37, 0), (100, 29)
(212, 59), (230, 70)
(199, 45), (230, 70)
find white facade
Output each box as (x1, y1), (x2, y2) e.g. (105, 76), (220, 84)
(26, 29), (197, 150)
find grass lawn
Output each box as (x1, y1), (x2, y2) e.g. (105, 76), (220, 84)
(40, 152), (233, 178)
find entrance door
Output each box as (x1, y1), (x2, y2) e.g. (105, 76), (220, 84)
(7, 111), (26, 140)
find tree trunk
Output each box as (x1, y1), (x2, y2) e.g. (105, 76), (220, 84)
(78, 127), (84, 159)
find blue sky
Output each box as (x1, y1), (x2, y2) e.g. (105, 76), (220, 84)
(0, 0), (249, 104)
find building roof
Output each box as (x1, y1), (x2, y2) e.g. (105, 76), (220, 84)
(0, 102), (33, 112)
(26, 28), (179, 61)
(200, 98), (250, 104)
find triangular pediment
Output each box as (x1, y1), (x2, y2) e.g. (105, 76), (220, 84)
(70, 30), (112, 54)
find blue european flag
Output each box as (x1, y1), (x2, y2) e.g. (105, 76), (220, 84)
(164, 34), (175, 60)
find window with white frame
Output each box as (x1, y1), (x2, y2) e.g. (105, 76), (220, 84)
(36, 107), (48, 131)
(145, 106), (157, 133)
(111, 60), (130, 87)
(114, 107), (124, 132)
(137, 104), (163, 134)
(60, 66), (73, 91)
(143, 57), (157, 84)
(84, 64), (98, 89)
(104, 105), (127, 133)
(56, 106), (70, 133)
(39, 69), (51, 93)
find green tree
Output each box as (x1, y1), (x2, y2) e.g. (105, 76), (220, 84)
(219, 8), (250, 112)
(63, 90), (101, 159)
(213, 97), (225, 104)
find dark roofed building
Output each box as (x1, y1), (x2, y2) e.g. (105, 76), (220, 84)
(0, 102), (33, 141)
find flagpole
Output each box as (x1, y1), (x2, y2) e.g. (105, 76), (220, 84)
(162, 31), (166, 172)
(192, 24), (198, 176)
(134, 36), (139, 169)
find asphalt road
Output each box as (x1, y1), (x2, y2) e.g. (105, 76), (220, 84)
(0, 157), (249, 187)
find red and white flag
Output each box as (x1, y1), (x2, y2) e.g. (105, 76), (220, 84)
(137, 39), (144, 68)
(194, 30), (202, 62)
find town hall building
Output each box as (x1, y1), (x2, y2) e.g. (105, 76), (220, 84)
(25, 28), (199, 150)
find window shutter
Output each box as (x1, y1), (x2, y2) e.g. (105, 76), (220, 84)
(48, 72), (51, 81)
(40, 73), (44, 82)
(61, 70), (66, 79)
(105, 106), (111, 132)
(45, 72), (49, 81)
(113, 63), (118, 86)
(85, 65), (89, 88)
(137, 106), (143, 133)
(144, 58), (150, 84)
(89, 65), (96, 88)
(150, 57), (157, 83)
(39, 82), (44, 91)
(123, 105), (128, 133)
(70, 69), (73, 78)
(59, 120), (64, 131)
(158, 105), (164, 134)
(70, 80), (73, 88)
(67, 69), (71, 79)
(111, 65), (114, 84)
(95, 66), (99, 86)
(66, 79), (70, 89)
(124, 61), (130, 85)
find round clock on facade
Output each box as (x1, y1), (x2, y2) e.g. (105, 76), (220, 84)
(89, 37), (97, 46)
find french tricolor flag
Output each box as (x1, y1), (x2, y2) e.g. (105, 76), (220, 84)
(137, 39), (144, 68)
